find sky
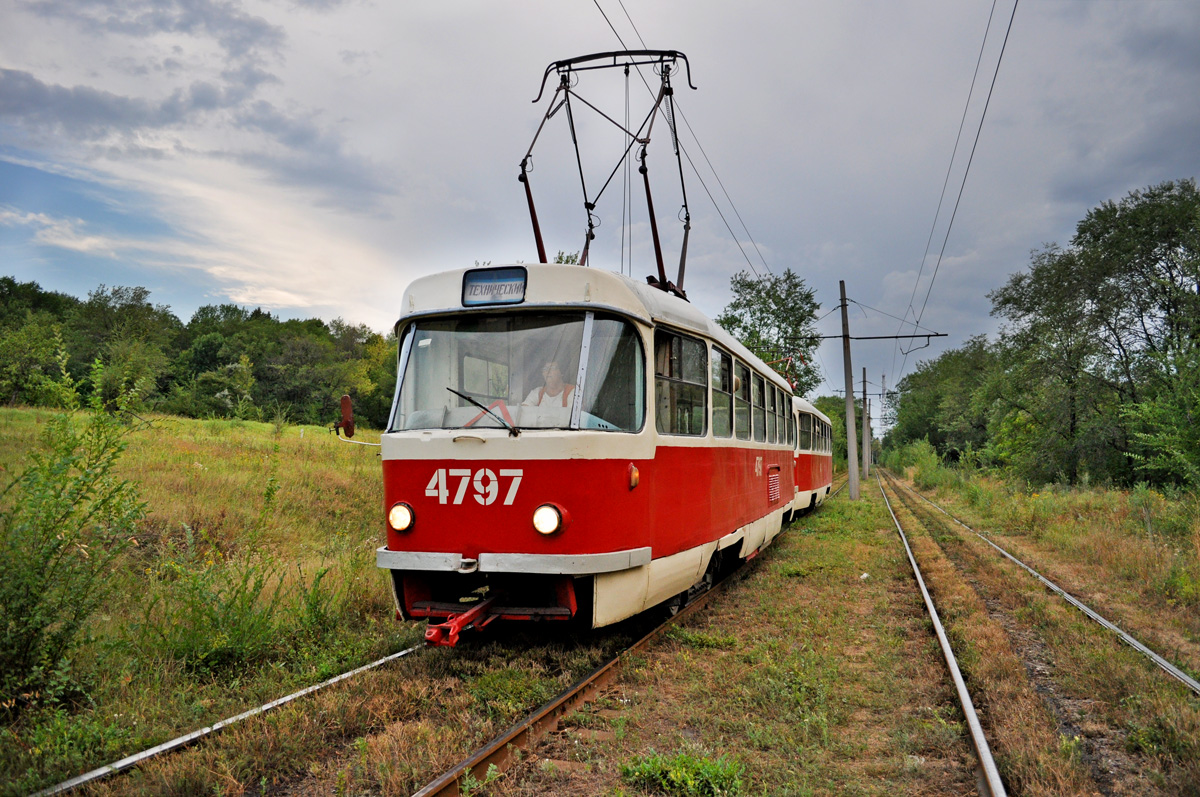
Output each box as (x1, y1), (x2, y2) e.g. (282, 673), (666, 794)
(2, 0), (1199, 428)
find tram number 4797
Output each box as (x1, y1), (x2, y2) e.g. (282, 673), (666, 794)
(425, 468), (523, 506)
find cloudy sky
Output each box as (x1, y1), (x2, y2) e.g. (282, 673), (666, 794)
(2, 0), (1198, 421)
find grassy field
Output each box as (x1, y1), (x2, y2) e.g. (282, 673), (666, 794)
(1, 406), (416, 794)
(7, 407), (1200, 795)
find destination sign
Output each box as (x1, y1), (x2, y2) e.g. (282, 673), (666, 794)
(462, 266), (527, 306)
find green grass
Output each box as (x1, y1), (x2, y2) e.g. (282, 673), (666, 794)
(0, 405), (405, 795)
(620, 750), (745, 796)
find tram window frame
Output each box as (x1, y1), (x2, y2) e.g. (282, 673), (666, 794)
(786, 396), (795, 447)
(800, 412), (812, 450)
(766, 384), (777, 443)
(734, 361), (751, 440)
(777, 388), (788, 447)
(751, 373), (766, 442)
(654, 328), (708, 436)
(711, 347), (734, 438)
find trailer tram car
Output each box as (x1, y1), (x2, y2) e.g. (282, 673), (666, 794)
(374, 263), (834, 645)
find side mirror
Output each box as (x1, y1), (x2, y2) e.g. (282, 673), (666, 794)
(333, 394), (355, 438)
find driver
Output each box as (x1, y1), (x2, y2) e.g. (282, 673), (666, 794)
(522, 360), (575, 407)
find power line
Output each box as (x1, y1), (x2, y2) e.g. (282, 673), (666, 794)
(891, 0), (1000, 381)
(915, 0), (1020, 329)
(848, 298), (939, 332)
(896, 0), (1020, 385)
(594, 0), (772, 278)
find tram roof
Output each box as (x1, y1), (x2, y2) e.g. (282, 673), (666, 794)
(793, 395), (831, 426)
(400, 263), (794, 393)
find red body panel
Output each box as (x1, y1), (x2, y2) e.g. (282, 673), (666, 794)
(382, 445), (796, 559)
(794, 451), (833, 495)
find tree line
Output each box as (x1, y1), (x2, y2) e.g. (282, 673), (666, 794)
(0, 279), (397, 428)
(886, 178), (1200, 488)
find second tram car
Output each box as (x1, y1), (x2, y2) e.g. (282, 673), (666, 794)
(373, 263), (833, 645)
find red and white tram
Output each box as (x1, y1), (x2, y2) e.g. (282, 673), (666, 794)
(373, 263), (833, 645)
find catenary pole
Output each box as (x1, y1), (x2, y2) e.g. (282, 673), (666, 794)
(862, 368), (870, 480)
(840, 281), (859, 500)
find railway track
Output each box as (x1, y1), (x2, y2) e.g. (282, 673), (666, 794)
(876, 473), (1007, 797)
(888, 472), (1200, 698)
(878, 469), (1200, 794)
(411, 561), (749, 795)
(31, 554), (750, 796)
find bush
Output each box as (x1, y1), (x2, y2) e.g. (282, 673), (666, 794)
(134, 555), (287, 675)
(620, 750), (745, 796)
(0, 361), (144, 712)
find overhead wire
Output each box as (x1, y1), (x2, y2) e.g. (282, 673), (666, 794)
(594, 0), (771, 278)
(890, 0), (1000, 382)
(895, 0), (1020, 389)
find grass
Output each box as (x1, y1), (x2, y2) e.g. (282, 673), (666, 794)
(2, 401), (625, 795)
(0, 405), (412, 794)
(886, 468), (1200, 794)
(493, 482), (982, 795)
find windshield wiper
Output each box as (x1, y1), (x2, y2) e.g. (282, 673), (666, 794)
(446, 388), (520, 437)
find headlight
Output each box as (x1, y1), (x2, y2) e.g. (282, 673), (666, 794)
(532, 504), (562, 535)
(388, 502), (414, 532)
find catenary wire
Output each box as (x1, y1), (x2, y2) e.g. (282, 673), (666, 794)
(593, 0), (770, 278)
(617, 0), (773, 277)
(890, 0), (1000, 382)
(896, 0), (1019, 389)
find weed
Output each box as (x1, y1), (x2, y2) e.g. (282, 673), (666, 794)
(133, 557), (287, 674)
(620, 750), (744, 796)
(468, 668), (555, 722)
(666, 627), (737, 650)
(1058, 733), (1083, 765)
(0, 359), (144, 712)
(459, 763), (501, 795)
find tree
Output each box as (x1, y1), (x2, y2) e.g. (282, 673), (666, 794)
(715, 268), (821, 395)
(0, 312), (61, 406)
(886, 336), (998, 462)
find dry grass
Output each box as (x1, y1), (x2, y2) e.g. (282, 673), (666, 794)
(891, 471), (1200, 794)
(883, 477), (1099, 796)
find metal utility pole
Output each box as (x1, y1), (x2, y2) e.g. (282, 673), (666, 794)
(881, 374), (887, 428)
(840, 281), (859, 500)
(862, 368), (870, 480)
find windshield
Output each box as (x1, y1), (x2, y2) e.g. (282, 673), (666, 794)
(392, 311), (645, 432)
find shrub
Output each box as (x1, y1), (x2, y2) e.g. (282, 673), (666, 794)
(134, 556), (287, 675)
(0, 361), (144, 712)
(620, 750), (744, 796)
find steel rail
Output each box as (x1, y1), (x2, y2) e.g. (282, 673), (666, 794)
(412, 572), (737, 796)
(877, 474), (1008, 797)
(33, 643), (424, 796)
(892, 474), (1200, 698)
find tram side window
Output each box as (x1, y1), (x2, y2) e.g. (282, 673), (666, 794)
(734, 362), (751, 440)
(712, 348), (733, 438)
(751, 374), (766, 442)
(787, 396), (796, 447)
(654, 330), (707, 436)
(766, 385), (777, 443)
(580, 316), (646, 432)
(462, 354), (509, 402)
(800, 412), (812, 450)
(777, 388), (788, 446)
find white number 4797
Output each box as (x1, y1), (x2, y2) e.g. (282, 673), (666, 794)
(425, 468), (523, 506)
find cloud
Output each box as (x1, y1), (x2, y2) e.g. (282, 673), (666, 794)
(23, 0), (286, 61)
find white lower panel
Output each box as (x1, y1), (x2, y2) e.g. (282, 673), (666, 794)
(739, 506), (787, 555)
